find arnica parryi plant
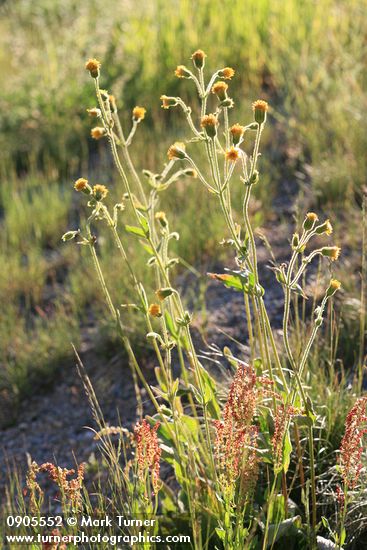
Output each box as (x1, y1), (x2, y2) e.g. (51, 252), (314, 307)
(21, 49), (364, 550)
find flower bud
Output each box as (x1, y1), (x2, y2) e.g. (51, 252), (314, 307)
(74, 178), (92, 196)
(218, 67), (235, 80)
(230, 123), (246, 145)
(315, 219), (333, 235)
(160, 95), (179, 109)
(212, 81), (228, 102)
(321, 246), (341, 261)
(252, 99), (268, 124)
(250, 170), (259, 185)
(303, 212), (319, 231)
(292, 233), (300, 249)
(132, 106), (146, 122)
(220, 97), (234, 108)
(326, 279), (341, 297)
(200, 114), (218, 139)
(62, 230), (80, 242)
(148, 303), (162, 318)
(155, 211), (168, 228)
(167, 142), (186, 160)
(156, 288), (175, 301)
(174, 65), (191, 78)
(92, 184), (109, 201)
(85, 58), (101, 78)
(91, 127), (106, 140)
(86, 108), (101, 118)
(225, 146), (240, 163)
(183, 168), (198, 178)
(191, 49), (207, 69)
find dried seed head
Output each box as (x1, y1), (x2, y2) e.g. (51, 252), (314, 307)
(91, 127), (106, 140)
(225, 146), (240, 163)
(219, 67), (235, 80)
(74, 178), (89, 192)
(85, 58), (101, 78)
(321, 246), (341, 261)
(316, 219), (333, 235)
(252, 99), (268, 124)
(148, 303), (162, 318)
(230, 123), (246, 145)
(212, 81), (228, 101)
(160, 95), (178, 109)
(167, 142), (186, 160)
(86, 107), (101, 118)
(303, 212), (319, 231)
(132, 106), (146, 122)
(200, 114), (219, 138)
(92, 184), (108, 201)
(191, 49), (207, 69)
(155, 211), (168, 228)
(327, 278), (341, 297)
(175, 65), (191, 78)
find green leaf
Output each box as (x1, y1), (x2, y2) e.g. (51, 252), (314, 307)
(282, 430), (292, 473)
(208, 268), (264, 296)
(125, 225), (146, 238)
(266, 516), (301, 547)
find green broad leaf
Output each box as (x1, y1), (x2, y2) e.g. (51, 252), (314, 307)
(155, 367), (168, 393)
(294, 414), (314, 428)
(282, 430), (293, 473)
(208, 268), (264, 297)
(199, 365), (220, 418)
(137, 211), (150, 236)
(180, 415), (199, 440)
(164, 310), (178, 339)
(266, 516), (301, 547)
(140, 241), (154, 255)
(125, 225), (146, 238)
(215, 528), (226, 542)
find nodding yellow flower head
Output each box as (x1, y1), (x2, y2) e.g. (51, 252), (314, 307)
(321, 246), (341, 261)
(155, 211), (168, 228)
(160, 95), (178, 109)
(148, 303), (162, 318)
(230, 123), (246, 145)
(85, 58), (101, 78)
(191, 49), (207, 69)
(200, 114), (219, 138)
(219, 67), (235, 80)
(86, 108), (101, 118)
(91, 127), (106, 140)
(327, 278), (341, 297)
(252, 100), (269, 124)
(212, 81), (228, 101)
(175, 65), (190, 78)
(74, 178), (88, 192)
(316, 219), (333, 235)
(303, 211), (319, 231)
(93, 184), (109, 201)
(167, 142), (186, 160)
(225, 146), (240, 163)
(132, 106), (146, 122)
(324, 220), (333, 235)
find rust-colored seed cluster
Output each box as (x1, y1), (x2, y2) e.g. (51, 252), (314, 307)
(214, 366), (267, 490)
(134, 419), (161, 494)
(339, 397), (367, 490)
(26, 461), (85, 512)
